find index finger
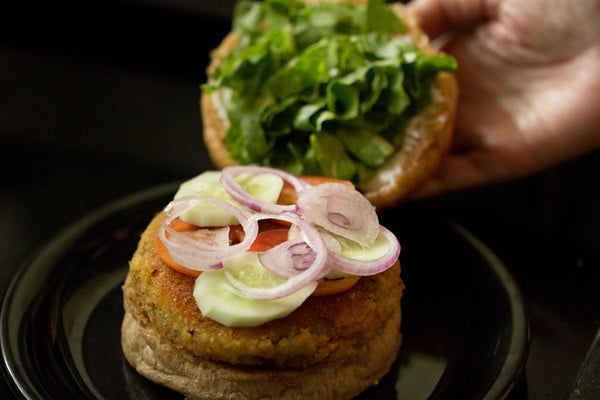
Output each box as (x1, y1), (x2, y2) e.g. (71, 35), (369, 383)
(408, 0), (500, 38)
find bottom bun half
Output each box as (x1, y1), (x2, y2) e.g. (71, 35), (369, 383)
(121, 307), (401, 400)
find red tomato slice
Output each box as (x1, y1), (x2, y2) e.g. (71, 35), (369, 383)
(169, 217), (198, 232)
(248, 228), (289, 252)
(155, 235), (201, 277)
(155, 217), (204, 277)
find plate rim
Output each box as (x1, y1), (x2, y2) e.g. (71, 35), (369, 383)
(448, 221), (530, 400)
(0, 183), (180, 399)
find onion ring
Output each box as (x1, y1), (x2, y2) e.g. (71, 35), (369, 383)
(159, 195), (259, 271)
(220, 165), (308, 214)
(326, 226), (401, 276)
(296, 183), (379, 247)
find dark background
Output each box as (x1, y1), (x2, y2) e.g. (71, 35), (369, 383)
(1, 1), (598, 399)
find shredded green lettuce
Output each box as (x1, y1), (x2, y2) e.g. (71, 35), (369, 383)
(202, 0), (457, 183)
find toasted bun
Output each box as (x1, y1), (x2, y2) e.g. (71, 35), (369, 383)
(122, 212), (404, 399)
(121, 306), (400, 400)
(201, 0), (458, 209)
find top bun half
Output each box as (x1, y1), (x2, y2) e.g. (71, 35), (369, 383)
(201, 0), (458, 209)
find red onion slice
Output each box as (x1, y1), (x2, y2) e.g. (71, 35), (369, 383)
(161, 227), (232, 270)
(258, 239), (316, 278)
(159, 195), (259, 271)
(220, 166), (308, 214)
(224, 212), (330, 299)
(296, 183), (379, 247)
(326, 226), (401, 276)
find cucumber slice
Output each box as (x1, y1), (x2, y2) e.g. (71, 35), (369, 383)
(175, 171), (227, 198)
(337, 231), (391, 261)
(194, 252), (316, 327)
(234, 172), (285, 204)
(224, 251), (286, 288)
(174, 171), (284, 227)
(175, 171), (236, 226)
(320, 230), (391, 279)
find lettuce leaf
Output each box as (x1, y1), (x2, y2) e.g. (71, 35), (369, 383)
(202, 0), (457, 184)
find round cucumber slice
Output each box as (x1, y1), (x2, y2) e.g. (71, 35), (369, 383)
(175, 171), (237, 226)
(193, 252), (316, 327)
(174, 171), (284, 227)
(234, 172), (284, 204)
(337, 231), (391, 261)
(224, 252), (286, 288)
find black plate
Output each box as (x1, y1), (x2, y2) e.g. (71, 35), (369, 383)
(1, 183), (529, 400)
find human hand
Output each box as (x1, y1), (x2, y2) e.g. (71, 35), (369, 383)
(408, 0), (600, 198)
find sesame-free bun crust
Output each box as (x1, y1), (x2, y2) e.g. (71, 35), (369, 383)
(121, 212), (404, 399)
(201, 0), (458, 209)
(121, 306), (400, 400)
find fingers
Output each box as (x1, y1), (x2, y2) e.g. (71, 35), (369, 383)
(409, 138), (539, 199)
(408, 155), (490, 199)
(408, 0), (500, 38)
(407, 0), (452, 38)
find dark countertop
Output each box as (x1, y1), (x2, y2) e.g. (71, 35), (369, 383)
(1, 1), (598, 399)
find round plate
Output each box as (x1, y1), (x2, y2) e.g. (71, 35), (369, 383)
(1, 183), (529, 400)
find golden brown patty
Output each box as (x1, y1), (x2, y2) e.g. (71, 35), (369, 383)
(122, 212), (404, 369)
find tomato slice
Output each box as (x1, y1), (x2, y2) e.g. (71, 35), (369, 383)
(168, 217), (198, 232)
(155, 235), (201, 277)
(248, 228), (289, 252)
(156, 217), (207, 277)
